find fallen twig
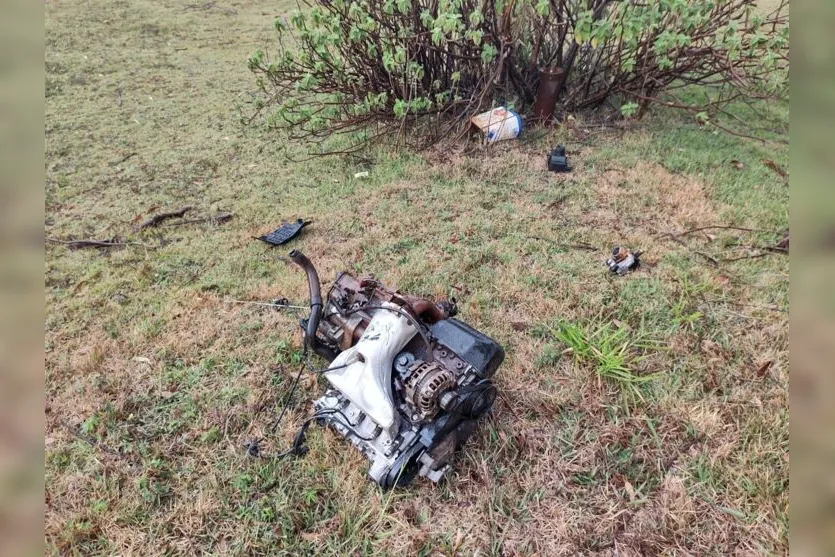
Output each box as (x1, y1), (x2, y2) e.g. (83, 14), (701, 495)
(701, 298), (787, 313)
(673, 225), (777, 238)
(61, 422), (126, 458)
(47, 237), (152, 249)
(720, 250), (785, 262)
(762, 159), (788, 179)
(706, 119), (772, 145)
(663, 234), (719, 266)
(108, 152), (136, 167)
(776, 232), (789, 251)
(526, 236), (597, 251)
(661, 225), (788, 266)
(183, 1), (236, 14)
(136, 206), (192, 230)
(760, 244), (789, 254)
(162, 212), (233, 227)
(713, 239), (788, 262)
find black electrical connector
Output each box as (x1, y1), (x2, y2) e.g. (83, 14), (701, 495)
(547, 145), (572, 172)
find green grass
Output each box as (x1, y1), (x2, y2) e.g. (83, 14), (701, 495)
(45, 0), (788, 554)
(551, 320), (662, 400)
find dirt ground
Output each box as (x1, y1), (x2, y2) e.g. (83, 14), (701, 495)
(45, 1), (789, 555)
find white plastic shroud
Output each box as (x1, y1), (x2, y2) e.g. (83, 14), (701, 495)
(325, 302), (417, 433)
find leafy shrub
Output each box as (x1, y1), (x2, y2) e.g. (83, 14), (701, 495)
(249, 0), (788, 151)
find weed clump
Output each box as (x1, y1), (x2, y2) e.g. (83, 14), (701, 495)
(552, 320), (662, 400)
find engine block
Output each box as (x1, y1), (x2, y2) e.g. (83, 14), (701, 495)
(290, 251), (504, 488)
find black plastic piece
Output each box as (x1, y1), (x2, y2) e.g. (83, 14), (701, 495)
(257, 219), (310, 246)
(429, 318), (504, 378)
(547, 145), (572, 172)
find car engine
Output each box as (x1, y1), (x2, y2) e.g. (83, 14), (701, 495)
(289, 250), (504, 488)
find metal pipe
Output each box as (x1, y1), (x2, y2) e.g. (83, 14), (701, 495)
(289, 250), (335, 360)
(533, 67), (565, 124)
(407, 298), (447, 324)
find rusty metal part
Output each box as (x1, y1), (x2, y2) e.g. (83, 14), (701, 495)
(329, 311), (367, 350)
(400, 296), (447, 323)
(533, 67), (565, 124)
(324, 272), (453, 350)
(404, 361), (456, 421)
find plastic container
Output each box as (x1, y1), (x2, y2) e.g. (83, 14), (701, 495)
(470, 107), (523, 143)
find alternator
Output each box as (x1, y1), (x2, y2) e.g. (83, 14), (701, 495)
(403, 361), (456, 421)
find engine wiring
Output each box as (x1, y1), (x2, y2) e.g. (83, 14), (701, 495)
(245, 252), (506, 489)
(245, 348), (356, 460)
(224, 298), (309, 311)
(248, 406), (376, 461)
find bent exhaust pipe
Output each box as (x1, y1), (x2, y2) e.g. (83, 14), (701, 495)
(289, 249), (336, 361)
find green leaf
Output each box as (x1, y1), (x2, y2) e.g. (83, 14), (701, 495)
(393, 99), (407, 119)
(620, 102), (639, 118)
(480, 43), (497, 64)
(431, 26), (445, 45)
(289, 9), (305, 30)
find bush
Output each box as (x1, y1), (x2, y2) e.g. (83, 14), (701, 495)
(249, 0), (788, 151)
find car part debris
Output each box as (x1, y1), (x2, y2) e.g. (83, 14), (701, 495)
(257, 219), (311, 246)
(547, 145), (571, 172)
(471, 107), (522, 143)
(606, 246), (641, 275)
(289, 250), (504, 487)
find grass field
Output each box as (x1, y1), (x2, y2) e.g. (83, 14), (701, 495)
(45, 1), (789, 554)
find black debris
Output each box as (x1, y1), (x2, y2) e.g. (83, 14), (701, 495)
(245, 439), (261, 458)
(256, 219), (311, 246)
(547, 145), (572, 172)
